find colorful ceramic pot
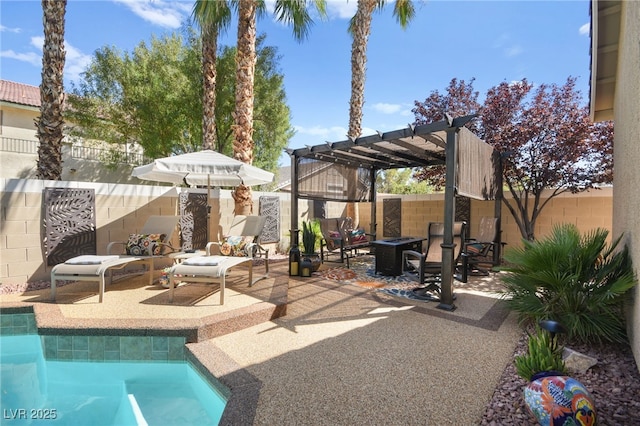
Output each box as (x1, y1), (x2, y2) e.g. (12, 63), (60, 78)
(523, 372), (596, 426)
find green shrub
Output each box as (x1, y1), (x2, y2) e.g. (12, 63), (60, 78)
(500, 223), (637, 344)
(514, 327), (567, 381)
(301, 220), (319, 255)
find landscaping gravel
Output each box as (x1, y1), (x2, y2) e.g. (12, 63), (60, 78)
(479, 330), (640, 426)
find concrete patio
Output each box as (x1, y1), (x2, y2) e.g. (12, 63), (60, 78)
(0, 260), (521, 425)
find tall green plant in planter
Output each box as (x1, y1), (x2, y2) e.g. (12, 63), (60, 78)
(500, 223), (637, 344)
(301, 220), (321, 272)
(301, 220), (319, 255)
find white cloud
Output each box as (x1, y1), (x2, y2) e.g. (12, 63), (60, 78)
(579, 23), (590, 36)
(31, 36), (44, 50)
(113, 0), (189, 29)
(371, 102), (402, 114)
(3, 36), (92, 82)
(65, 43), (93, 82)
(294, 125), (348, 141)
(0, 49), (40, 66)
(504, 45), (523, 57)
(493, 33), (523, 58)
(1, 24), (21, 33)
(326, 0), (357, 19)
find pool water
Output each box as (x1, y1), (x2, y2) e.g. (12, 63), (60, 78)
(1, 334), (227, 425)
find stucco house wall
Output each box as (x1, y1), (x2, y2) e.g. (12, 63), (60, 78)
(0, 80), (144, 184)
(611, 1), (640, 370)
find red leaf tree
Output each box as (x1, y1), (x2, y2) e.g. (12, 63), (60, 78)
(413, 77), (614, 241)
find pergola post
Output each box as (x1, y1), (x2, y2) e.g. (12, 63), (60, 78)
(290, 155), (300, 247)
(438, 127), (459, 311)
(493, 151), (504, 265)
(370, 167), (377, 240)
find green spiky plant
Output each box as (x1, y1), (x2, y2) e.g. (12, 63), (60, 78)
(301, 220), (319, 255)
(514, 326), (567, 381)
(500, 223), (637, 344)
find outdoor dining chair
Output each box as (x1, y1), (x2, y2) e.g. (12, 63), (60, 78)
(402, 221), (467, 301)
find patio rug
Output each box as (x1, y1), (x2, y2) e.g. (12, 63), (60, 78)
(317, 259), (426, 300)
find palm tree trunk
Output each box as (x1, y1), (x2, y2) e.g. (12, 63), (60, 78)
(36, 0), (67, 181)
(201, 26), (218, 151)
(346, 0), (376, 226)
(348, 0), (375, 140)
(232, 0), (257, 215)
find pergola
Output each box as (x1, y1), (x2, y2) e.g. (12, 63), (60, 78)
(288, 114), (501, 311)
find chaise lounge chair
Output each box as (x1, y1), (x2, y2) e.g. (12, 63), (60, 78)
(50, 215), (180, 302)
(402, 221), (467, 301)
(167, 215), (269, 305)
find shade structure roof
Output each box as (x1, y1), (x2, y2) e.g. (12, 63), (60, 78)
(132, 150), (274, 187)
(290, 114), (476, 171)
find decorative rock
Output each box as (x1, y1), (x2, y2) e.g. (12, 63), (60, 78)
(563, 348), (598, 374)
(523, 373), (596, 426)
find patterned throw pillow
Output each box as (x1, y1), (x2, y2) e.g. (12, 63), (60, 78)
(126, 233), (167, 256)
(220, 236), (252, 257)
(326, 230), (342, 250)
(350, 228), (368, 245)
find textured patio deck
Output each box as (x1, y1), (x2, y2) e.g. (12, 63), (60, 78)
(0, 260), (521, 425)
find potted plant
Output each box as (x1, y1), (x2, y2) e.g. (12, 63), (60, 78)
(516, 326), (596, 425)
(301, 220), (321, 272)
(515, 326), (567, 382)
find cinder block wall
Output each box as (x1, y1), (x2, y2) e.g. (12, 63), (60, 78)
(1, 178), (612, 285)
(0, 179), (291, 284)
(372, 189), (612, 249)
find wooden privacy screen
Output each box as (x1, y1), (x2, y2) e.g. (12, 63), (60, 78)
(179, 192), (208, 250)
(259, 196), (280, 244)
(43, 188), (96, 266)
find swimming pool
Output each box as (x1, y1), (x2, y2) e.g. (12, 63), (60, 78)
(1, 321), (227, 425)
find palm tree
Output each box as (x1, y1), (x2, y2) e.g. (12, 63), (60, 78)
(348, 0), (415, 139)
(36, 0), (67, 180)
(231, 0), (327, 215)
(192, 1), (232, 151)
(345, 0), (415, 222)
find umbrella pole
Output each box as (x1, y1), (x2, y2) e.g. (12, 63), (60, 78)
(207, 174), (212, 244)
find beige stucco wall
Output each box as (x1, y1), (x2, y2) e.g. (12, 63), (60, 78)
(1, 102), (145, 183)
(0, 104), (39, 140)
(0, 178), (614, 286)
(613, 1), (640, 370)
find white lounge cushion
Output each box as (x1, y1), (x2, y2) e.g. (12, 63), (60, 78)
(182, 256), (226, 266)
(65, 255), (120, 265)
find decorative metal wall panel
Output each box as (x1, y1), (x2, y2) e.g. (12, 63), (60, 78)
(383, 198), (402, 237)
(313, 200), (327, 219)
(179, 192), (208, 250)
(43, 188), (96, 266)
(259, 196), (280, 243)
(455, 196), (471, 224)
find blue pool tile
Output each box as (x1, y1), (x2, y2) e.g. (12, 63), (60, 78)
(104, 336), (120, 352)
(121, 336), (152, 360)
(88, 336), (105, 361)
(152, 336), (169, 352)
(58, 335), (72, 351)
(73, 336), (89, 351)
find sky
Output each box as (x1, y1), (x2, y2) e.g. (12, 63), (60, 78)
(1, 0), (593, 165)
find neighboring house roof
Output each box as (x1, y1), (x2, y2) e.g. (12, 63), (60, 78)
(0, 80), (40, 107)
(590, 0), (621, 122)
